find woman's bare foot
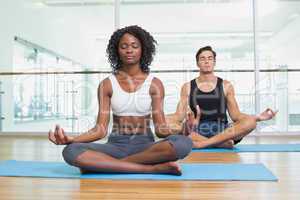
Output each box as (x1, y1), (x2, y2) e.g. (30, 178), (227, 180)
(217, 140), (234, 149)
(153, 162), (182, 176)
(79, 162), (182, 175)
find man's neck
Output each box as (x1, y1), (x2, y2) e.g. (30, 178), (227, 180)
(198, 73), (216, 82)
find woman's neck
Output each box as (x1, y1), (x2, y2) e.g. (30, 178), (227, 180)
(120, 64), (143, 77)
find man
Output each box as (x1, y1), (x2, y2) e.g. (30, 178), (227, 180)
(167, 46), (277, 148)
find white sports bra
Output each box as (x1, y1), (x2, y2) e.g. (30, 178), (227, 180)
(109, 74), (154, 116)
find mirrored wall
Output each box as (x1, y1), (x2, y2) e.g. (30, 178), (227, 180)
(1, 0), (300, 134)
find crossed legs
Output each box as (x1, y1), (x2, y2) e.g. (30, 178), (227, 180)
(62, 135), (192, 175)
(189, 133), (235, 148)
(192, 115), (257, 148)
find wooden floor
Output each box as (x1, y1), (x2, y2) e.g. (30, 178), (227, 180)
(0, 135), (300, 200)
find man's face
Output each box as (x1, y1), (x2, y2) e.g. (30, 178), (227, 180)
(197, 50), (215, 74)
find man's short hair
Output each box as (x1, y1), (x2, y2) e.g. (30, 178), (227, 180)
(195, 46), (216, 61)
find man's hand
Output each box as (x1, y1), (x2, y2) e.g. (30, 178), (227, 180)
(182, 105), (201, 136)
(257, 108), (278, 122)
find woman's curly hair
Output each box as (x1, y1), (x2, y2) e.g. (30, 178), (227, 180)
(106, 25), (157, 73)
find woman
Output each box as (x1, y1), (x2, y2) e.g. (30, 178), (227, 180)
(48, 25), (193, 175)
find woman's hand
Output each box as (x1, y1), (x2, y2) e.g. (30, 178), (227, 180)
(48, 125), (74, 145)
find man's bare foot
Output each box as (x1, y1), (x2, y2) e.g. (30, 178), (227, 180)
(153, 162), (182, 176)
(189, 132), (207, 142)
(216, 140), (234, 149)
(80, 168), (93, 174)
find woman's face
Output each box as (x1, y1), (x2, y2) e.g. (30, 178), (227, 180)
(118, 33), (142, 67)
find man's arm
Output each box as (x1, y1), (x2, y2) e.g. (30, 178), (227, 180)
(224, 80), (277, 122)
(223, 80), (246, 122)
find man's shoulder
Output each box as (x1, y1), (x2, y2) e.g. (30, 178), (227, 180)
(222, 79), (233, 88)
(221, 78), (235, 96)
(180, 81), (192, 96)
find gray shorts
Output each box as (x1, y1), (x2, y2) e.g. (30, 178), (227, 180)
(62, 132), (193, 165)
(197, 121), (243, 144)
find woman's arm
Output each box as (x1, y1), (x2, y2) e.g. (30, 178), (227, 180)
(165, 82), (190, 133)
(150, 78), (190, 137)
(49, 78), (112, 145)
(150, 77), (171, 137)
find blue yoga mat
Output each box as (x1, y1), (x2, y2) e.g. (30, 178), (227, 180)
(0, 160), (277, 181)
(192, 143), (300, 152)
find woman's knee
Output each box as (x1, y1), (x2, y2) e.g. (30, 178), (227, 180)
(62, 143), (87, 166)
(166, 135), (193, 159)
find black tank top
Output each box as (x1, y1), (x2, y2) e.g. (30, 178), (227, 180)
(189, 77), (228, 123)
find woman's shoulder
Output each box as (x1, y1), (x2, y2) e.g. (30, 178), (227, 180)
(102, 76), (113, 84)
(97, 76), (113, 93)
(150, 76), (163, 87)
